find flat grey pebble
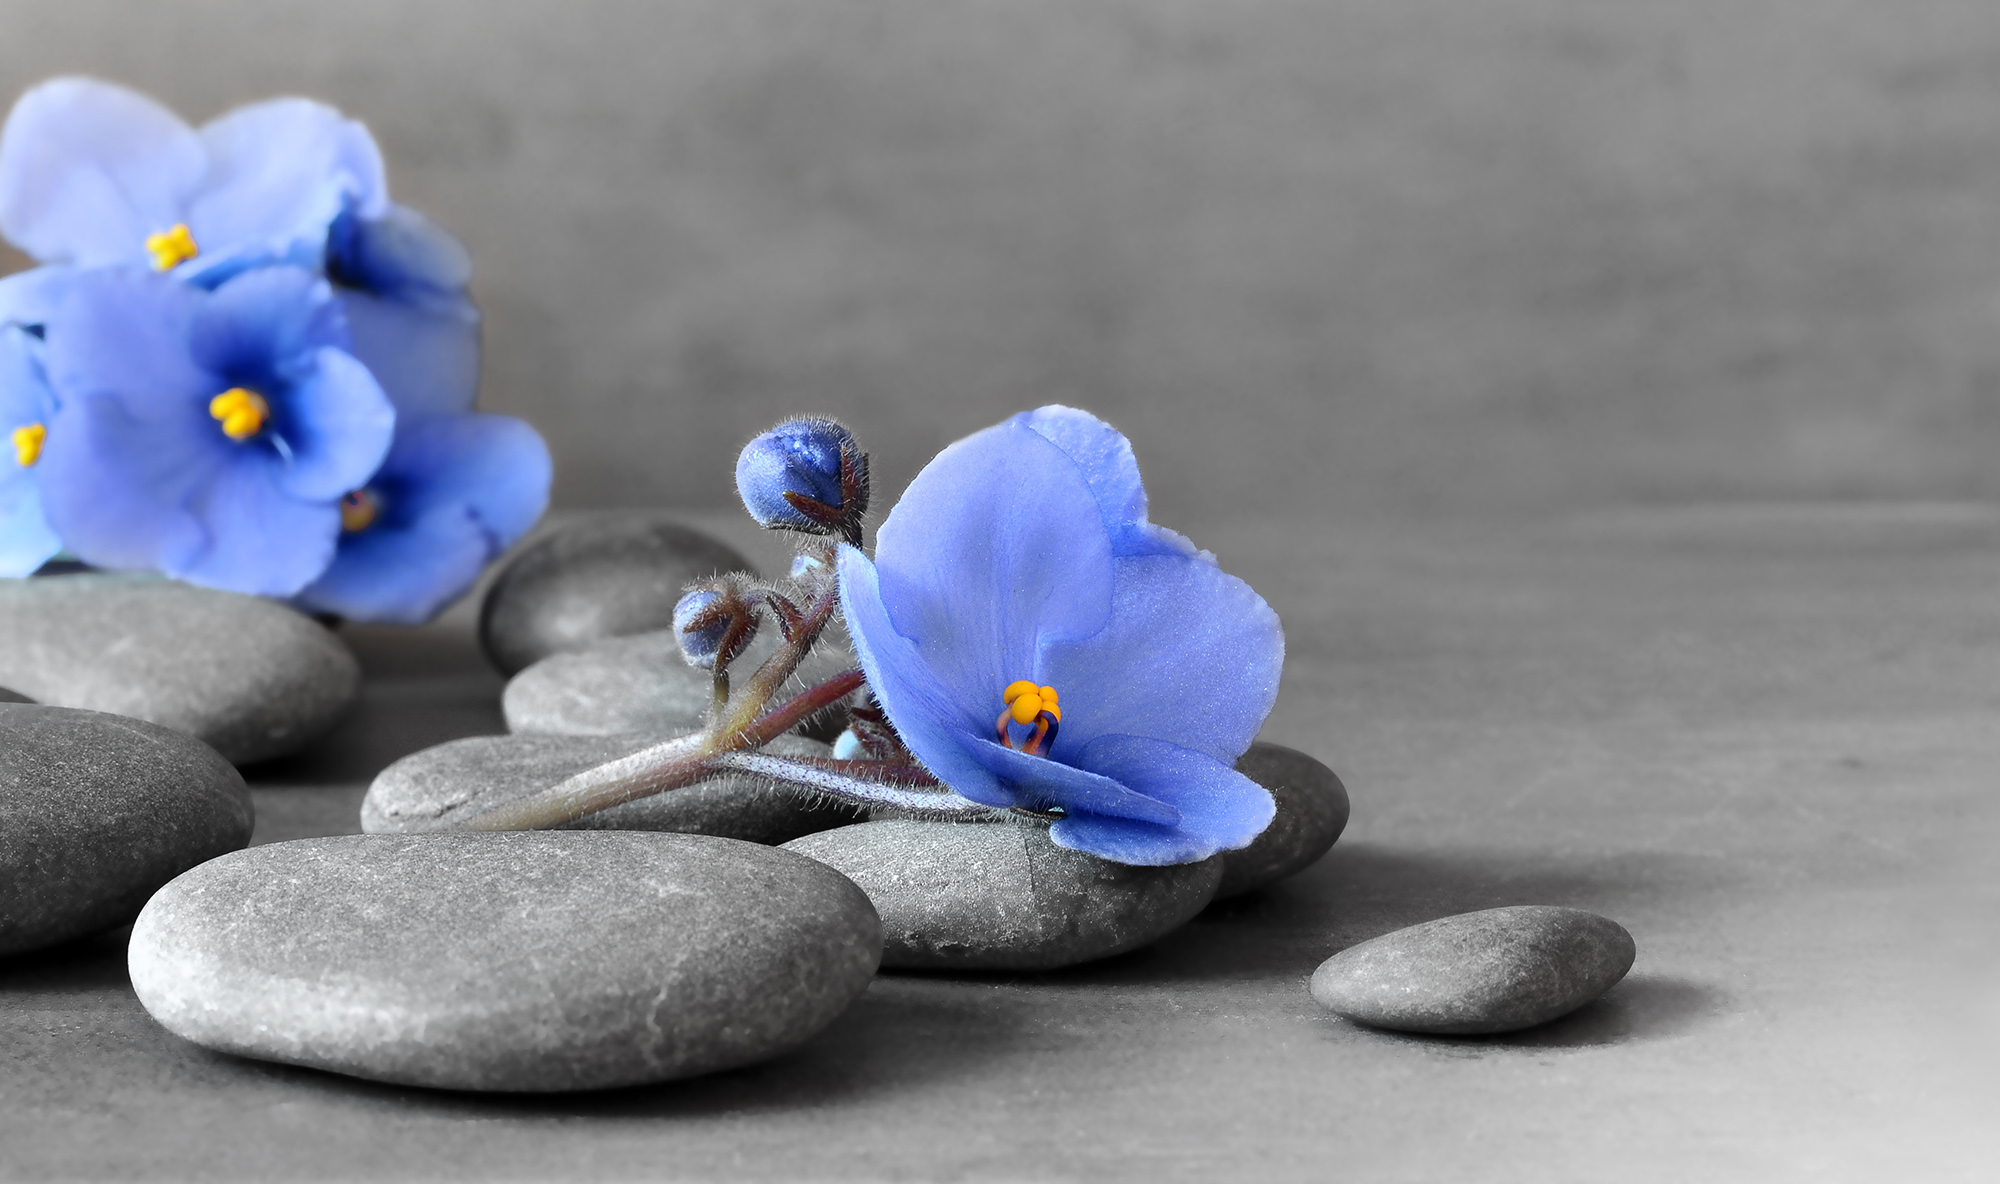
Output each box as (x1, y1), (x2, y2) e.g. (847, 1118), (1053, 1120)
(1, 704), (252, 956)
(0, 574), (359, 764)
(362, 731), (861, 842)
(128, 832), (882, 1092)
(479, 513), (753, 675)
(1217, 743), (1349, 898)
(783, 820), (1221, 971)
(1310, 905), (1637, 1035)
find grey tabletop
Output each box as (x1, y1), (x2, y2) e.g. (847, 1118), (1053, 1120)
(4, 505), (1996, 1183)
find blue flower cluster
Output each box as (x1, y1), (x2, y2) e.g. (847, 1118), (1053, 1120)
(0, 78), (549, 621)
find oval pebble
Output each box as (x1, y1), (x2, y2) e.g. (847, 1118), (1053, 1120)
(129, 833), (882, 1091)
(1310, 905), (1636, 1035)
(479, 513), (753, 676)
(1217, 742), (1349, 899)
(783, 820), (1221, 971)
(1, 704), (253, 956)
(0, 573), (359, 764)
(362, 731), (861, 842)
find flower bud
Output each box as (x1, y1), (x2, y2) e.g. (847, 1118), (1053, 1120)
(673, 581), (759, 671)
(734, 417), (870, 544)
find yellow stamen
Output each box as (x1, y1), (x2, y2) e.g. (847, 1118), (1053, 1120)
(340, 489), (378, 533)
(208, 388), (269, 440)
(11, 423), (45, 467)
(145, 223), (199, 270)
(996, 677), (1063, 753)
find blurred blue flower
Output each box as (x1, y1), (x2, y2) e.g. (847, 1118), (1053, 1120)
(294, 412), (549, 624)
(0, 323), (60, 575)
(736, 417), (869, 542)
(34, 265), (395, 596)
(836, 405), (1285, 866)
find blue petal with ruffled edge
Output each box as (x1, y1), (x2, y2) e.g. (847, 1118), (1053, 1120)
(295, 412), (549, 624)
(0, 325), (60, 575)
(34, 265), (393, 596)
(838, 406), (1285, 865)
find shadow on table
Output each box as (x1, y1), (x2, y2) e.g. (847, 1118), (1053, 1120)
(1320, 973), (1722, 1053)
(0, 926), (132, 992)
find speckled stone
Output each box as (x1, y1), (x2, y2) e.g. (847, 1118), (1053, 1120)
(128, 833), (882, 1092)
(0, 574), (360, 764)
(1, 705), (253, 956)
(783, 820), (1221, 971)
(362, 731), (861, 842)
(1310, 906), (1637, 1035)
(479, 513), (753, 676)
(1217, 743), (1349, 898)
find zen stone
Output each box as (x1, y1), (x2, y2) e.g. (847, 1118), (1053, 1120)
(1, 705), (253, 956)
(128, 833), (882, 1092)
(502, 630), (713, 736)
(479, 513), (753, 675)
(362, 731), (861, 843)
(0, 573), (359, 764)
(784, 820), (1221, 971)
(1216, 742), (1349, 899)
(1310, 906), (1637, 1035)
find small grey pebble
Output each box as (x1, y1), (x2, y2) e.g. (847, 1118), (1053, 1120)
(784, 820), (1221, 971)
(1, 704), (253, 956)
(1310, 905), (1636, 1035)
(479, 513), (753, 676)
(0, 573), (359, 764)
(128, 832), (882, 1092)
(362, 731), (861, 843)
(1216, 742), (1349, 898)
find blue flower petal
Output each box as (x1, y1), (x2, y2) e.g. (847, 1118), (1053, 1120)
(187, 265), (345, 383)
(173, 452), (340, 595)
(837, 543), (1014, 810)
(381, 412), (549, 545)
(1037, 552), (1284, 765)
(43, 269), (214, 420)
(1014, 404), (1201, 560)
(188, 97), (385, 259)
(967, 738), (1182, 827)
(338, 290), (479, 416)
(0, 77), (204, 267)
(871, 418), (1116, 715)
(0, 326), (59, 575)
(1049, 736), (1276, 865)
(0, 264), (78, 329)
(268, 347), (396, 501)
(36, 391), (212, 576)
(327, 203), (472, 299)
(294, 506), (488, 625)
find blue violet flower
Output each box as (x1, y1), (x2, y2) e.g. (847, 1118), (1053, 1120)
(0, 323), (60, 575)
(736, 416), (869, 544)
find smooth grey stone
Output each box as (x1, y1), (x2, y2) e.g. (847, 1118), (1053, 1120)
(1310, 905), (1637, 1035)
(128, 832), (882, 1092)
(1, 705), (252, 956)
(783, 820), (1221, 971)
(362, 731), (861, 842)
(1217, 743), (1349, 898)
(0, 573), (360, 764)
(479, 513), (753, 675)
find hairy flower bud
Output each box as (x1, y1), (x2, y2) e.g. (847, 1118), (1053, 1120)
(734, 417), (870, 545)
(673, 581), (759, 672)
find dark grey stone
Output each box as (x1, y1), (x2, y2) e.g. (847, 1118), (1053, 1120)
(1217, 743), (1349, 898)
(0, 686), (32, 703)
(127, 832), (882, 1092)
(479, 513), (753, 676)
(0, 573), (360, 764)
(1310, 905), (1637, 1035)
(362, 731), (862, 842)
(783, 820), (1221, 971)
(1, 705), (253, 956)
(502, 630), (714, 736)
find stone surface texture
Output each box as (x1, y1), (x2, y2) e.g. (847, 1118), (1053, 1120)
(784, 820), (1221, 970)
(1217, 742), (1349, 898)
(1310, 905), (1637, 1035)
(0, 574), (360, 764)
(479, 514), (752, 675)
(128, 833), (883, 1092)
(1, 705), (253, 956)
(362, 731), (860, 842)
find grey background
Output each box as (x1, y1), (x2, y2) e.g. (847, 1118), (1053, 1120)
(9, 1), (2000, 524)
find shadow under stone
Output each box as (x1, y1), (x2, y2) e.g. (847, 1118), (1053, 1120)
(1327, 974), (1723, 1052)
(0, 926), (132, 992)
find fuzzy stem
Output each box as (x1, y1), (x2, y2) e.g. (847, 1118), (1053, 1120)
(743, 668), (865, 747)
(461, 734), (714, 831)
(710, 751), (994, 818)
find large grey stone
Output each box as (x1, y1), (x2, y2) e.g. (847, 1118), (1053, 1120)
(128, 833), (882, 1092)
(362, 731), (862, 842)
(1310, 906), (1637, 1035)
(479, 513), (753, 676)
(1217, 743), (1349, 899)
(1, 705), (253, 956)
(783, 820), (1221, 971)
(0, 573), (360, 764)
